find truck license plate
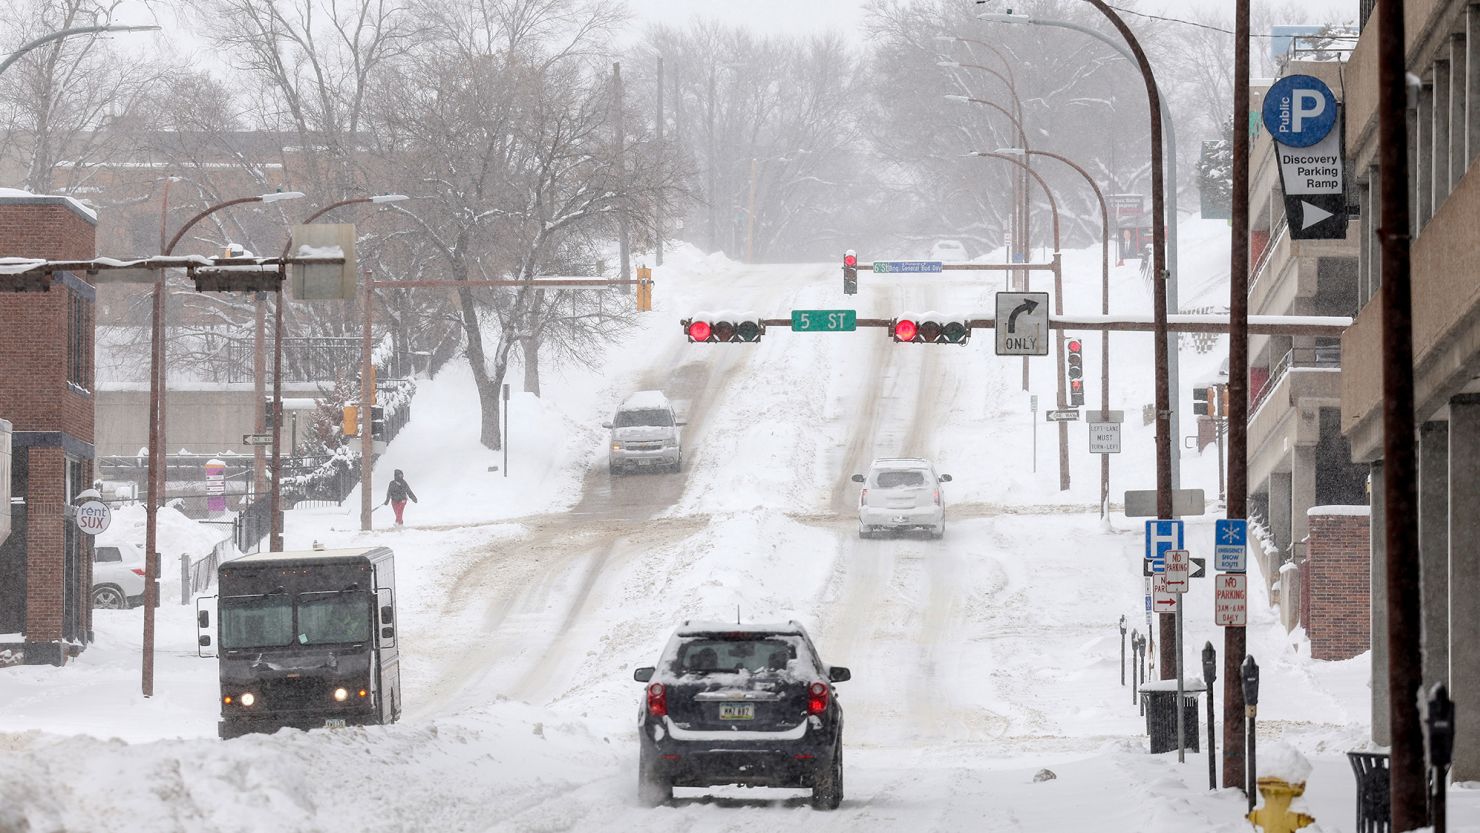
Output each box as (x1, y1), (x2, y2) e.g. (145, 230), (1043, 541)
(718, 703), (754, 720)
(324, 718), (347, 729)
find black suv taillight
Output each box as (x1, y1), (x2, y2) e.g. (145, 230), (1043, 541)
(647, 682), (667, 717)
(807, 681), (829, 715)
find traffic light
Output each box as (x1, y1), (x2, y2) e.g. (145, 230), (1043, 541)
(889, 316), (970, 344)
(370, 406), (386, 440)
(1066, 337), (1085, 407)
(342, 405), (359, 438)
(1193, 386), (1213, 416)
(843, 250), (858, 295)
(682, 316), (765, 343)
(264, 398), (278, 430)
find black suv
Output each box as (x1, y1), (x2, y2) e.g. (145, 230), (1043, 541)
(632, 621), (850, 809)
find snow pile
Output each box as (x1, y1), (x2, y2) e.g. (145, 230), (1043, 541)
(1259, 741), (1314, 784)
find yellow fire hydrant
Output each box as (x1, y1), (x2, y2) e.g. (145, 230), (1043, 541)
(1247, 777), (1315, 833)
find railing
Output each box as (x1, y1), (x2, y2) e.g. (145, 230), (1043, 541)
(1247, 219), (1289, 300)
(281, 453), (361, 508)
(1250, 346), (1342, 415)
(178, 538), (232, 604)
(1359, 0), (1376, 31)
(234, 495), (273, 553)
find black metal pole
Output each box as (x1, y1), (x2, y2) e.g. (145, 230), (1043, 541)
(1120, 615), (1127, 686)
(1243, 655), (1260, 814)
(1224, 0), (1252, 795)
(1374, 0), (1425, 827)
(1203, 641), (1218, 790)
(1082, 0), (1174, 679)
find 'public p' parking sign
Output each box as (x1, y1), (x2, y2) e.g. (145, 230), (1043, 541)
(1261, 74), (1338, 148)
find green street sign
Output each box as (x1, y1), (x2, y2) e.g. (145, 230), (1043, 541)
(791, 309), (857, 332)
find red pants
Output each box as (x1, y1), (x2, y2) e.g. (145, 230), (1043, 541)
(391, 500), (407, 525)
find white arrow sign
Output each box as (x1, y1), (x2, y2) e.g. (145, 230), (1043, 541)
(1300, 200), (1335, 229)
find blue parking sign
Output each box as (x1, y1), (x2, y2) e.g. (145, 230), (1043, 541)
(1144, 519), (1183, 574)
(1261, 74), (1338, 148)
(1215, 519), (1248, 573)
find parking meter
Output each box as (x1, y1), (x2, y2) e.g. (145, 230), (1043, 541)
(1241, 655), (1259, 715)
(1423, 683), (1455, 770)
(1202, 642), (1217, 686)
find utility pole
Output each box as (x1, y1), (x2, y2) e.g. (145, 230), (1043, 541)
(614, 62), (630, 285)
(1376, 0), (1425, 825)
(706, 64), (717, 253)
(655, 55), (664, 267)
(1225, 0), (1251, 792)
(745, 157), (759, 263)
(253, 295), (267, 495)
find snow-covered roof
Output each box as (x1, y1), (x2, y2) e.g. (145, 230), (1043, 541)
(619, 390), (671, 410)
(675, 620), (804, 636)
(0, 187), (97, 223)
(231, 546), (387, 564)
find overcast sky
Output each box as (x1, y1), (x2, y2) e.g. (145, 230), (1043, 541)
(108, 0), (1363, 71)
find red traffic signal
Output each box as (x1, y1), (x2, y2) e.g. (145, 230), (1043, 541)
(843, 252), (858, 268)
(683, 316), (764, 343)
(891, 316), (968, 344)
(892, 318), (918, 342)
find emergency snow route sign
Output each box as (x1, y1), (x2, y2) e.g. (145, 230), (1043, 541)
(1263, 74), (1348, 240)
(1144, 519), (1183, 575)
(1215, 519), (1248, 573)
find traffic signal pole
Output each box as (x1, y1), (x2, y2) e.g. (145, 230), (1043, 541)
(361, 269), (375, 532)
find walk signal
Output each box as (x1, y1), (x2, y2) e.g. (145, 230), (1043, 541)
(1067, 338), (1085, 407)
(890, 316), (969, 344)
(843, 250), (858, 296)
(682, 316), (765, 343)
(264, 398), (279, 430)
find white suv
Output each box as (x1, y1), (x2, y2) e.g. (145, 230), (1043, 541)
(92, 541), (146, 609)
(604, 391), (685, 474)
(852, 458), (951, 539)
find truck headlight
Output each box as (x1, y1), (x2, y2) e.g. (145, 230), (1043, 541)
(333, 687), (349, 702)
(611, 442), (622, 451)
(239, 692), (256, 707)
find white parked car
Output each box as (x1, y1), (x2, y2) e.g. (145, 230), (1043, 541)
(92, 541), (146, 609)
(929, 240), (968, 262)
(852, 458), (951, 539)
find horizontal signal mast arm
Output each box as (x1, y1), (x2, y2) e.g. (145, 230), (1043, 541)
(862, 261), (1058, 272)
(745, 314), (1350, 337)
(373, 278), (640, 289)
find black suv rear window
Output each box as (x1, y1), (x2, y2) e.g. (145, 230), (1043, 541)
(676, 637), (796, 675)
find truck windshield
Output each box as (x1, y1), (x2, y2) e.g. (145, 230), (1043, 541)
(614, 409), (673, 428)
(297, 591), (370, 645)
(220, 594), (293, 650)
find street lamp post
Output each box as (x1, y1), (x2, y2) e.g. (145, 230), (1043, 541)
(997, 146), (1112, 514)
(269, 194), (408, 549)
(968, 150), (1068, 492)
(143, 190), (305, 697)
(980, 9), (1186, 494)
(0, 21), (160, 78)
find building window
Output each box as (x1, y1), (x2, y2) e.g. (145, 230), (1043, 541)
(67, 285), (91, 393)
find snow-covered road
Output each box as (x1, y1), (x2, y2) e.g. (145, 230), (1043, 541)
(4, 233), (1476, 832)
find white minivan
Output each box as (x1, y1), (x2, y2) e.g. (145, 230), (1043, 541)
(604, 391), (685, 474)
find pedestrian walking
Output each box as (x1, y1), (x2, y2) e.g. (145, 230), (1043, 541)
(383, 469), (418, 526)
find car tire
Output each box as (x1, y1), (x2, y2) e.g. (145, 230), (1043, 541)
(92, 584), (128, 610)
(857, 523), (871, 540)
(672, 454), (683, 473)
(637, 740), (673, 807)
(811, 740), (843, 810)
(930, 523), (945, 540)
(609, 461), (622, 476)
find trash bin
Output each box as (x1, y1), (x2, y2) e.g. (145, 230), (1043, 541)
(1139, 679), (1204, 754)
(1346, 751), (1390, 833)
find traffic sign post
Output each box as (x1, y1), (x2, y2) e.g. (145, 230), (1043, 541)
(1215, 519), (1248, 572)
(1215, 573), (1249, 627)
(790, 309), (857, 332)
(994, 291), (1049, 356)
(1046, 409), (1080, 422)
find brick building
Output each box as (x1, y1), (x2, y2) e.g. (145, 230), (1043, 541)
(1302, 508), (1372, 662)
(0, 194), (99, 665)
